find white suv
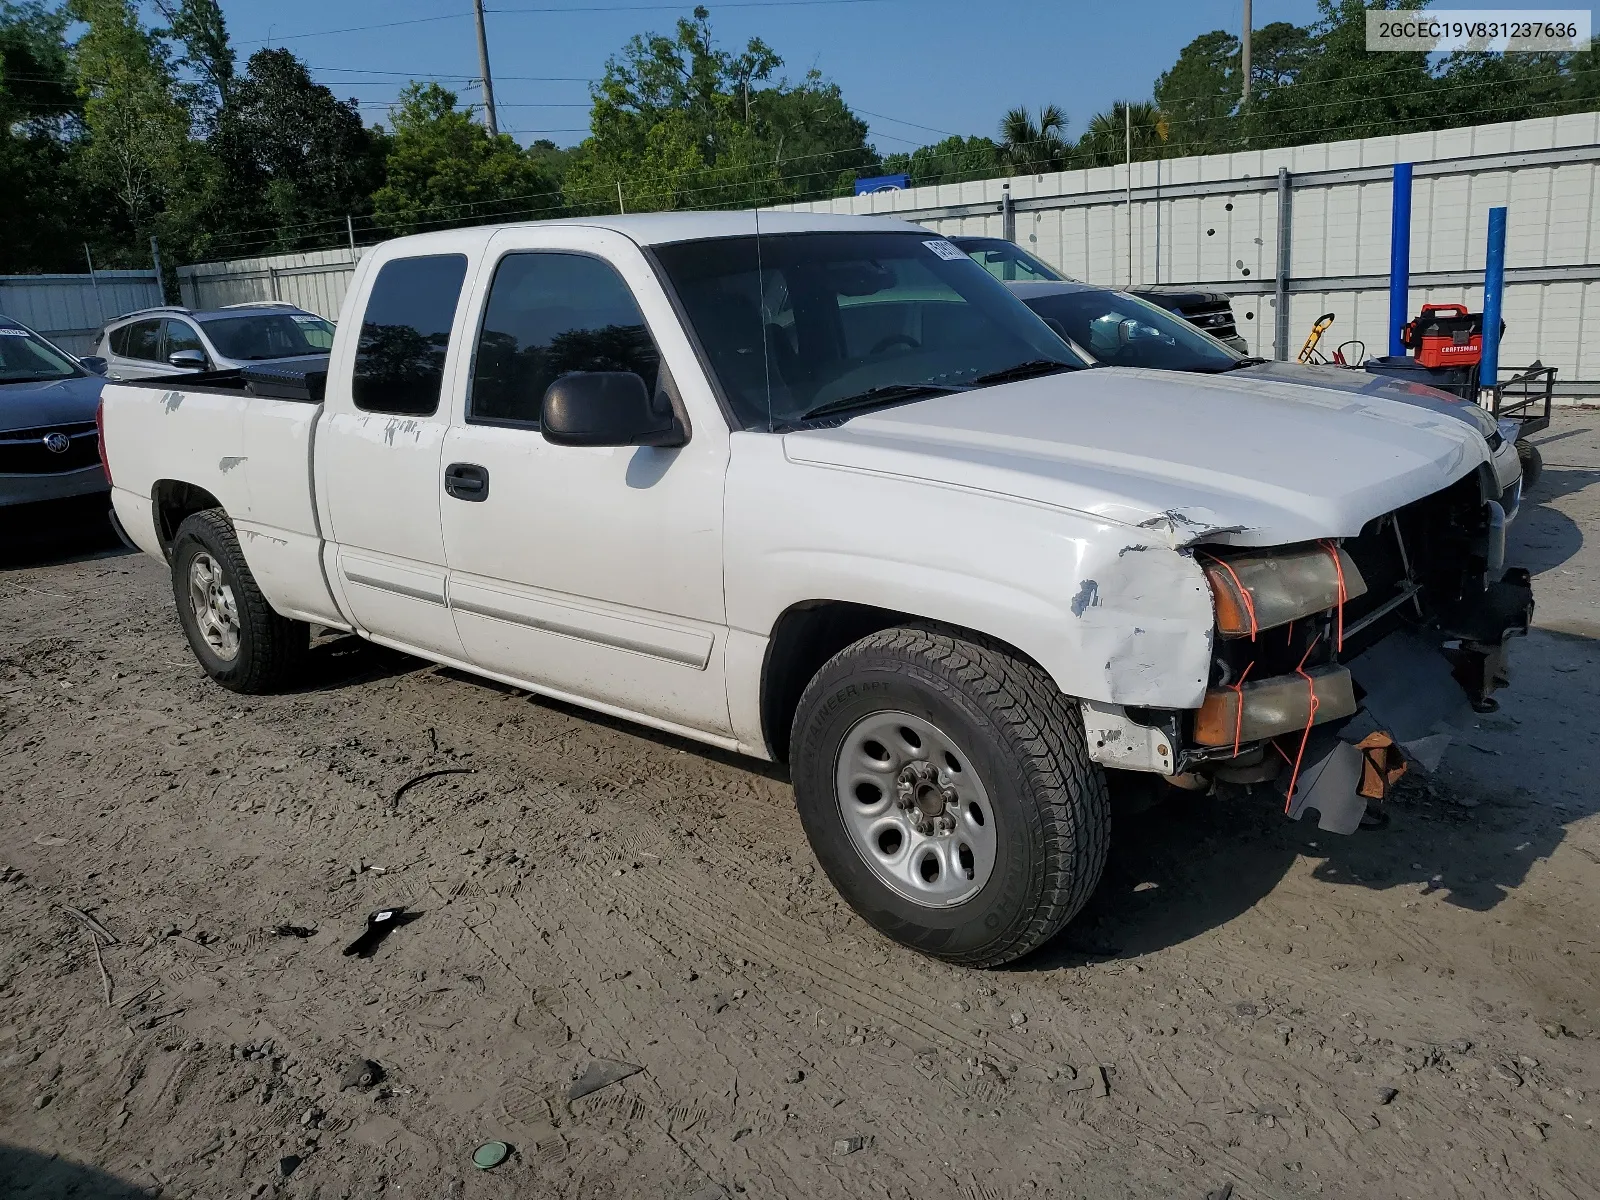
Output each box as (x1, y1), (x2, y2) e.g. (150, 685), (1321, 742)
(94, 302), (334, 381)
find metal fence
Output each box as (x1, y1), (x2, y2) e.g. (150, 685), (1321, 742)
(785, 112), (1600, 401)
(0, 270), (163, 356)
(177, 247), (365, 321)
(168, 112), (1600, 401)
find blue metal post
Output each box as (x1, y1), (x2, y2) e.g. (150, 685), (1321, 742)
(1480, 206), (1507, 393)
(1388, 162), (1413, 357)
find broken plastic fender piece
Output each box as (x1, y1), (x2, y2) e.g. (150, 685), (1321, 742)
(1354, 732), (1407, 800)
(341, 906), (418, 958)
(1279, 730), (1367, 835)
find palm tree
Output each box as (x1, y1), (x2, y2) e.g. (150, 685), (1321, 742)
(997, 104), (1069, 174)
(1077, 101), (1169, 168)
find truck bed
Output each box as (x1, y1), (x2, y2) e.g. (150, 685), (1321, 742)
(100, 371), (343, 629)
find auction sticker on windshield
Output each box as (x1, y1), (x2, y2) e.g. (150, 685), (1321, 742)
(923, 239), (967, 261)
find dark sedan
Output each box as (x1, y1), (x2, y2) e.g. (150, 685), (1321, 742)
(1, 317), (108, 511)
(950, 234), (1251, 354)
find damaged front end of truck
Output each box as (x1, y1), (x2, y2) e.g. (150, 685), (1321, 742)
(1085, 463), (1533, 833)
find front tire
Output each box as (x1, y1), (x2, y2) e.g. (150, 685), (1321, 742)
(790, 625), (1110, 967)
(170, 509), (308, 693)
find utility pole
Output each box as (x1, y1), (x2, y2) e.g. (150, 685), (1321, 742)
(472, 0), (499, 137)
(1241, 0), (1252, 107)
(1125, 103), (1133, 287)
(84, 244), (106, 326)
(150, 236), (166, 305)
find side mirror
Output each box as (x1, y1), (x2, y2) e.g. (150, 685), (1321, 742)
(541, 371), (685, 448)
(78, 355), (108, 375)
(168, 349), (207, 370)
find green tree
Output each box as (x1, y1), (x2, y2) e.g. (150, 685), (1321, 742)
(210, 48), (385, 255)
(372, 82), (558, 235)
(1074, 100), (1168, 167)
(1, 0), (92, 271)
(881, 134), (998, 187)
(1245, 0), (1436, 147)
(69, 0), (202, 263)
(996, 104), (1068, 173)
(565, 5), (870, 212)
(153, 0), (233, 126)
(1153, 30), (1238, 154)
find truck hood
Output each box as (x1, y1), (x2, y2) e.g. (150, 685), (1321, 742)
(783, 366), (1490, 548)
(0, 373), (105, 432)
(1234, 359), (1499, 437)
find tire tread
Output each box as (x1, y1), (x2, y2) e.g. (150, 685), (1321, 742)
(172, 508), (308, 694)
(795, 623), (1110, 967)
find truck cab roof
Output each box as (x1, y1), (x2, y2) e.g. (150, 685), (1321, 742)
(376, 210), (932, 252)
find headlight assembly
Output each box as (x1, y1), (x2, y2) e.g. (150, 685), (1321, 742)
(1202, 544), (1367, 637)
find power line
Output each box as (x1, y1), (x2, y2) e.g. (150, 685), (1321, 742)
(854, 107), (962, 138)
(234, 0), (934, 47)
(309, 66), (593, 82)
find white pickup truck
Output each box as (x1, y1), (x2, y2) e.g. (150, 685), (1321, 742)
(99, 212), (1532, 967)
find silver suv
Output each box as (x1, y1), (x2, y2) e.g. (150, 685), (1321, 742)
(94, 302), (334, 381)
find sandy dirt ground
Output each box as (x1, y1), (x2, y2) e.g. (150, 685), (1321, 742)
(2, 415), (1598, 1200)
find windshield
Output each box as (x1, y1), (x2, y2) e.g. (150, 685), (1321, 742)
(199, 312), (335, 361)
(652, 231), (1086, 429)
(954, 237), (1070, 283)
(1019, 289), (1244, 372)
(0, 325), (81, 383)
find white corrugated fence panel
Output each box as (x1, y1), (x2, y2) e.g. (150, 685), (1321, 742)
(0, 271), (163, 355)
(177, 247), (365, 321)
(769, 113), (1600, 398)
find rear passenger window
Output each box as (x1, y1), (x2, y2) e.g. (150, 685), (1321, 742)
(124, 320), (162, 362)
(352, 254), (468, 416)
(469, 252), (661, 426)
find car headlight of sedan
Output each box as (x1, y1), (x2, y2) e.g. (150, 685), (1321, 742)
(1202, 544), (1368, 637)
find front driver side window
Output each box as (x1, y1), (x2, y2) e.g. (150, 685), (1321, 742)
(468, 252), (662, 426)
(163, 319), (206, 361)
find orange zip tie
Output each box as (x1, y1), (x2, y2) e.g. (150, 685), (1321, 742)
(1282, 634), (1324, 813)
(1321, 540), (1348, 653)
(1285, 618), (1295, 646)
(1228, 661), (1254, 758)
(1206, 555), (1258, 641)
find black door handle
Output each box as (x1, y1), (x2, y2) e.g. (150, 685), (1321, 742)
(444, 462), (489, 502)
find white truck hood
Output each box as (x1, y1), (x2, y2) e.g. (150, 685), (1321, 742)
(783, 366), (1490, 548)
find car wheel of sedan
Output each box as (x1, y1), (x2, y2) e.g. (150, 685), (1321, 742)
(790, 624), (1110, 967)
(170, 508), (308, 693)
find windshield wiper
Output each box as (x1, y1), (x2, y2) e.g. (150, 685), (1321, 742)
(968, 358), (1078, 387)
(1221, 356), (1270, 370)
(798, 383), (967, 423)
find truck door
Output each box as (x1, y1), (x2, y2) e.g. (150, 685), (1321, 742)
(317, 250), (474, 660)
(438, 229), (732, 737)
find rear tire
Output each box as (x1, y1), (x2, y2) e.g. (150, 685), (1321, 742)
(170, 509), (308, 693)
(790, 625), (1110, 967)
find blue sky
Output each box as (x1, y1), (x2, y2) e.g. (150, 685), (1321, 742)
(214, 0), (1327, 152)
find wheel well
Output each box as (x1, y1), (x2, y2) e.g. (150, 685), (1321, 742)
(761, 601), (910, 763)
(152, 480), (222, 557)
